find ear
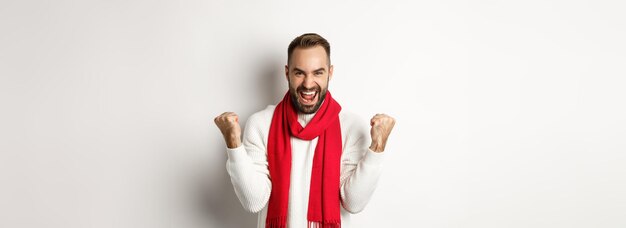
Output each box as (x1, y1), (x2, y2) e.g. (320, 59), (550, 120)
(329, 65), (334, 81)
(284, 65), (289, 81)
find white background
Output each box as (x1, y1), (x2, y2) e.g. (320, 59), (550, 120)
(1, 0), (625, 227)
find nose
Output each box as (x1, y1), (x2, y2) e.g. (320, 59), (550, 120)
(303, 74), (316, 89)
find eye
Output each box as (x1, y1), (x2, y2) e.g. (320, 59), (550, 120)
(314, 71), (323, 76)
(295, 71), (304, 76)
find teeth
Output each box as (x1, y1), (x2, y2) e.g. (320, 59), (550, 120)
(302, 91), (316, 95)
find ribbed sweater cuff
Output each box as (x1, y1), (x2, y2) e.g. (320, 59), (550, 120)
(226, 145), (249, 163)
(362, 148), (385, 165)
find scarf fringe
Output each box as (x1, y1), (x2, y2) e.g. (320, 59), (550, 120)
(266, 216), (287, 228)
(308, 220), (341, 228)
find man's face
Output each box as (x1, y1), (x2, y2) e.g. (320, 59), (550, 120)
(285, 46), (333, 114)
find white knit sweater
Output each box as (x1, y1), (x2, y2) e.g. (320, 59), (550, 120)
(226, 105), (384, 228)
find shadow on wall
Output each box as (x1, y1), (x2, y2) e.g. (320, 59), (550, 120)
(193, 154), (257, 228)
(250, 55), (286, 114)
(194, 55), (283, 227)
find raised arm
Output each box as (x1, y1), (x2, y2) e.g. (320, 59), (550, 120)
(214, 112), (271, 213)
(339, 113), (395, 213)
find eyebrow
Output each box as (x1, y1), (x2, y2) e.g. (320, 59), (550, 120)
(294, 67), (326, 72)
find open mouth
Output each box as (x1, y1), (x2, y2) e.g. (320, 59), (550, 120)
(298, 90), (318, 105)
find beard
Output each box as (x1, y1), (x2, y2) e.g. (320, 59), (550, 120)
(289, 84), (327, 114)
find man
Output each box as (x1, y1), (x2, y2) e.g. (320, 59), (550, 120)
(214, 33), (395, 228)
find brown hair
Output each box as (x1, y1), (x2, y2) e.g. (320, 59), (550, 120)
(287, 33), (331, 66)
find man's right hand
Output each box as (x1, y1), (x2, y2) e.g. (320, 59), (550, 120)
(214, 112), (242, 149)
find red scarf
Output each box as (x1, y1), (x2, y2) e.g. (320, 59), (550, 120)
(266, 91), (342, 228)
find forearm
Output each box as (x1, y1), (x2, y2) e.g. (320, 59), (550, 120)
(340, 148), (385, 213)
(225, 145), (271, 213)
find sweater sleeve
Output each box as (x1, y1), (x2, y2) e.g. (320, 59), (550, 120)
(225, 112), (271, 213)
(339, 115), (385, 214)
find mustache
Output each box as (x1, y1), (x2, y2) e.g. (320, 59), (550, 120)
(296, 85), (320, 92)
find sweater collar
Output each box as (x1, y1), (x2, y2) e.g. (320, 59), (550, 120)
(297, 100), (325, 127)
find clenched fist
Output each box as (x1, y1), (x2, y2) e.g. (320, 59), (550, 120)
(369, 113), (396, 153)
(214, 112), (242, 149)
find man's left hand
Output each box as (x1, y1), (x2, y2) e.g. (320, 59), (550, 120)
(369, 113), (395, 153)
